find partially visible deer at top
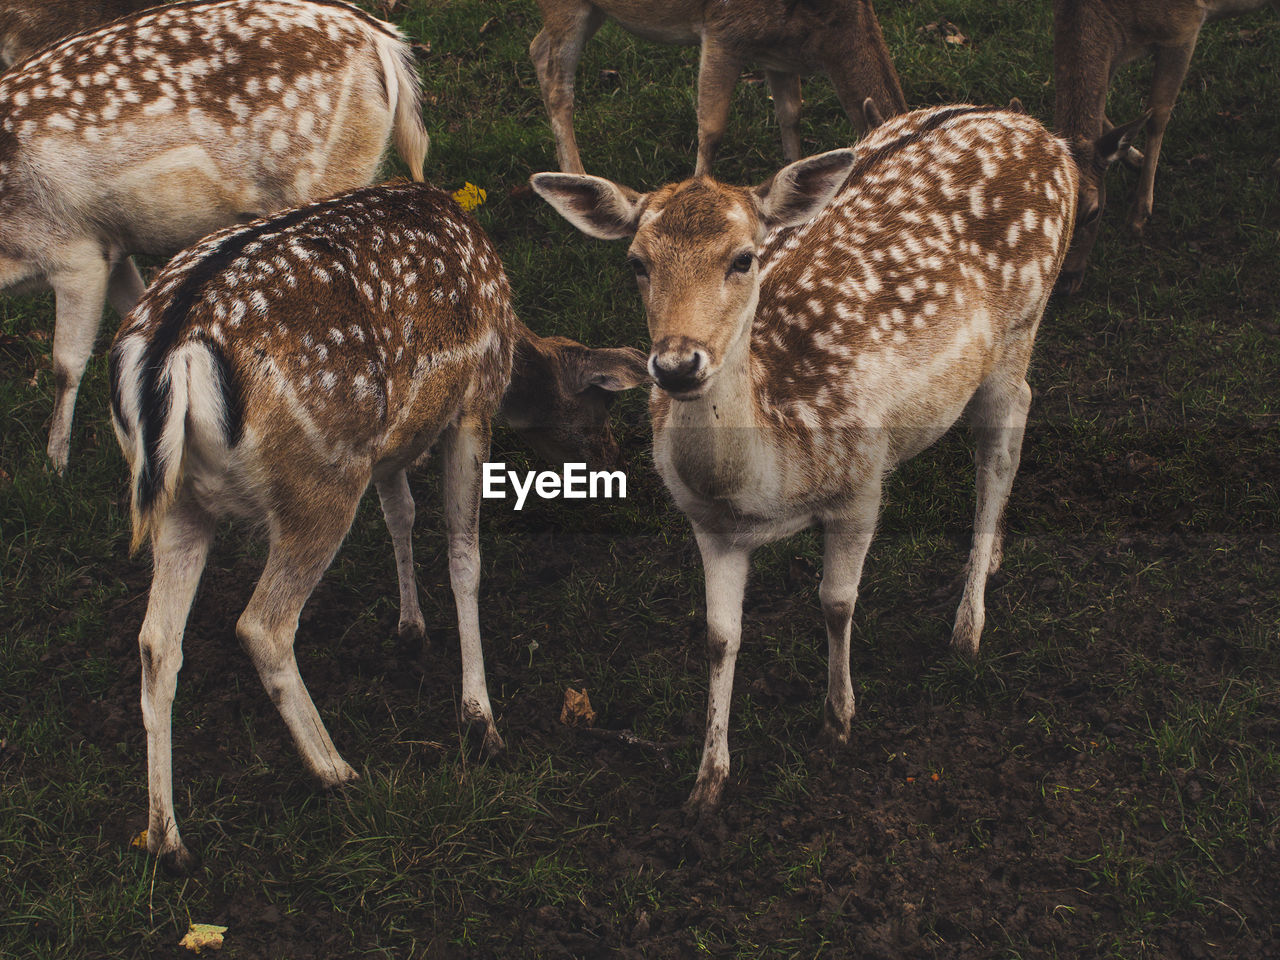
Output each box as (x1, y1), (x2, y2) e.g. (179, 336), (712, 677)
(534, 105), (1078, 811)
(111, 180), (648, 871)
(530, 0), (907, 176)
(1054, 0), (1277, 293)
(0, 0), (430, 470)
(0, 0), (159, 68)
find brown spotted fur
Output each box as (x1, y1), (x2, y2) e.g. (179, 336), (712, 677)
(110, 179), (645, 870)
(0, 0), (429, 469)
(534, 105), (1080, 812)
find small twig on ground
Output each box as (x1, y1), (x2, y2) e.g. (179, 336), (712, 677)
(576, 727), (677, 772)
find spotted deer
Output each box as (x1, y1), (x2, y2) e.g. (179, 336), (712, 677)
(533, 105), (1078, 811)
(1054, 0), (1276, 293)
(530, 0), (907, 176)
(109, 180), (647, 870)
(0, 0), (159, 68)
(0, 0), (430, 470)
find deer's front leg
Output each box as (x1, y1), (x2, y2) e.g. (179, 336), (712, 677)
(1129, 40), (1197, 235)
(686, 528), (750, 813)
(694, 37), (744, 176)
(441, 415), (503, 754)
(819, 494), (880, 743)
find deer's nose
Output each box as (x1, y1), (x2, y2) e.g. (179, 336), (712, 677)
(649, 338), (708, 395)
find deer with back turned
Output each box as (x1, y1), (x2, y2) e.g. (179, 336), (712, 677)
(530, 0), (907, 176)
(110, 179), (647, 871)
(1054, 0), (1276, 293)
(0, 0), (430, 470)
(533, 104), (1078, 811)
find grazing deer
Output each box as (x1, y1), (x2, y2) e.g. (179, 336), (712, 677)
(0, 0), (159, 68)
(533, 104), (1078, 811)
(0, 0), (430, 471)
(110, 180), (647, 870)
(529, 0), (907, 176)
(1054, 0), (1276, 293)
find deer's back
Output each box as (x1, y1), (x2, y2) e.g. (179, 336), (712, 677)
(753, 106), (1076, 430)
(0, 0), (403, 254)
(119, 182), (515, 465)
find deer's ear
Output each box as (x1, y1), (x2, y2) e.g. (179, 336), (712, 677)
(1093, 111), (1150, 168)
(530, 173), (645, 240)
(753, 148), (856, 230)
(569, 346), (650, 393)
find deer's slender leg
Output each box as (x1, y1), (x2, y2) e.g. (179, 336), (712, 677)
(46, 246), (110, 471)
(237, 492), (362, 787)
(952, 359), (1034, 658)
(140, 496), (215, 872)
(1129, 39), (1198, 235)
(694, 37), (744, 176)
(687, 528), (751, 812)
(375, 467), (425, 642)
(766, 70), (804, 163)
(819, 479), (881, 743)
(529, 3), (606, 174)
(107, 256), (147, 318)
(440, 414), (503, 753)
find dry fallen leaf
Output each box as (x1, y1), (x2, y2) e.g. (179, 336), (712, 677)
(918, 20), (967, 45)
(129, 829), (148, 850)
(560, 688), (596, 727)
(179, 923), (227, 954)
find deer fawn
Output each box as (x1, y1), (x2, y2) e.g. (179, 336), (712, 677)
(1054, 0), (1276, 293)
(0, 0), (429, 470)
(533, 104), (1078, 811)
(109, 180), (647, 870)
(529, 0), (907, 176)
(0, 0), (159, 68)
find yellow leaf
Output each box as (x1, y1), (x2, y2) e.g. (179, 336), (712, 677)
(129, 829), (148, 850)
(451, 182), (487, 212)
(179, 923), (228, 954)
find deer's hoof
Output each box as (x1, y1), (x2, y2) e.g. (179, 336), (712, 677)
(821, 701), (854, 745)
(684, 775), (726, 816)
(157, 842), (199, 876)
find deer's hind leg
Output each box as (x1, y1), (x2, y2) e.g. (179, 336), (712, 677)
(952, 334), (1036, 657)
(237, 478), (365, 787)
(530, 2), (606, 174)
(139, 495), (216, 872)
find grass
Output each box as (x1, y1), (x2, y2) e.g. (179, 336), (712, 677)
(2, 0), (1279, 957)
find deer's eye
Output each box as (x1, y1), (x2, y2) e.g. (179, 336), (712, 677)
(628, 257), (649, 279)
(729, 252), (754, 274)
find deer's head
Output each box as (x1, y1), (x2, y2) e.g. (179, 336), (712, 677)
(501, 332), (648, 467)
(531, 150), (854, 400)
(1058, 112), (1150, 295)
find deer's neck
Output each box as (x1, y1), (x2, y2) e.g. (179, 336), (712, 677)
(1053, 0), (1119, 142)
(656, 324), (772, 507)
